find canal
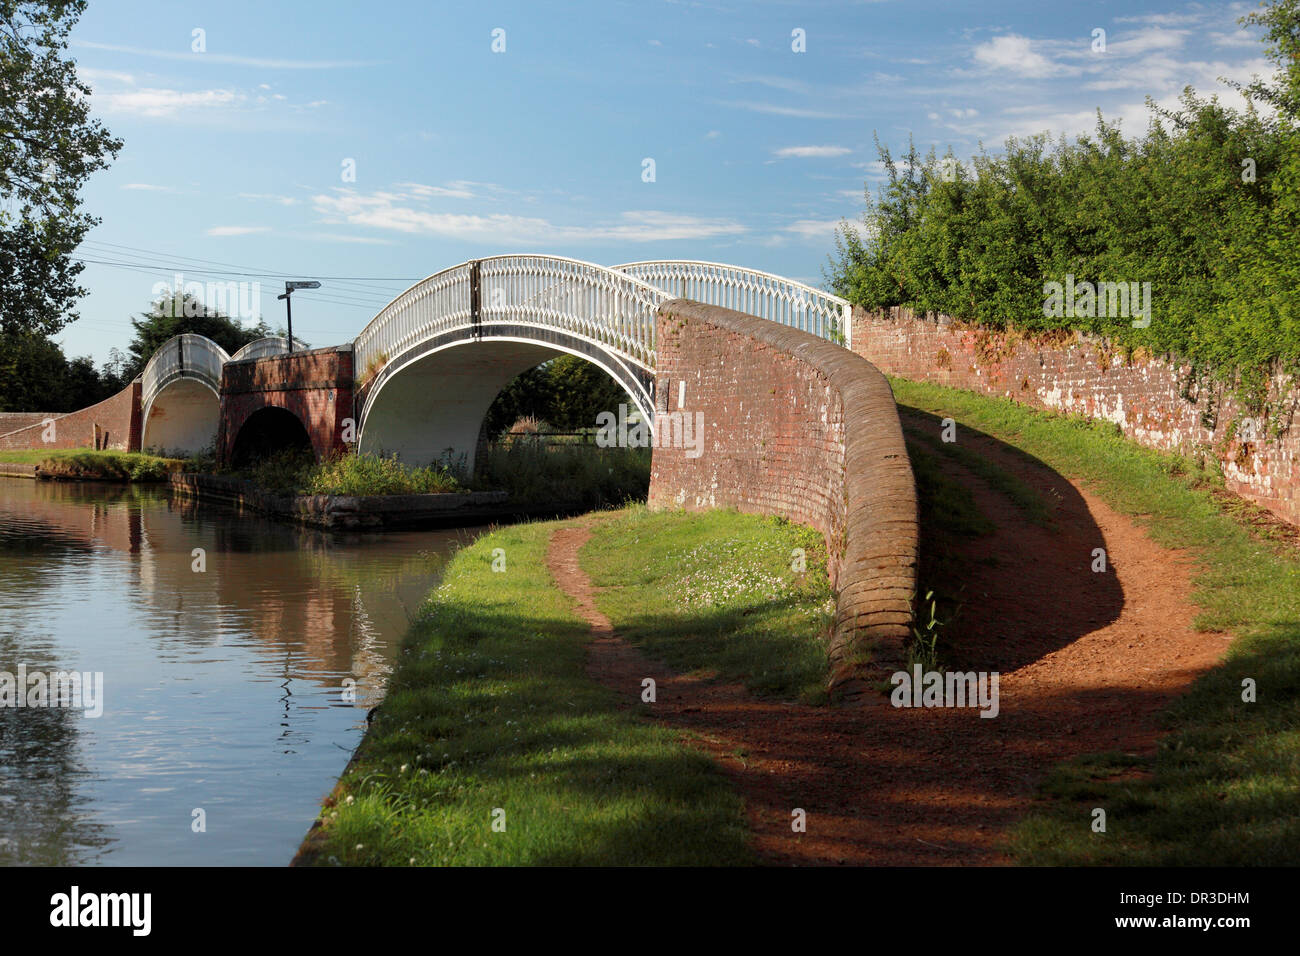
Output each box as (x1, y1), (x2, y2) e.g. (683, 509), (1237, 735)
(0, 479), (482, 865)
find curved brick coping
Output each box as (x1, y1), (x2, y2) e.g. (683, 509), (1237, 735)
(647, 300), (919, 695)
(169, 474), (508, 530)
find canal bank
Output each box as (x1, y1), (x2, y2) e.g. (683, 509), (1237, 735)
(292, 506), (834, 866)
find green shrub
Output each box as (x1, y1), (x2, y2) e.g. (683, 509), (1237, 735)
(828, 1), (1300, 404)
(238, 450), (460, 497)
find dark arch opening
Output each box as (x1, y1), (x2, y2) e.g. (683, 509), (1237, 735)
(230, 406), (312, 468)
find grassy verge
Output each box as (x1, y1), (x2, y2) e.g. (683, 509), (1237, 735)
(297, 517), (751, 866)
(0, 448), (183, 480)
(475, 443), (650, 512)
(235, 450), (462, 497)
(891, 377), (1300, 865)
(579, 507), (835, 704)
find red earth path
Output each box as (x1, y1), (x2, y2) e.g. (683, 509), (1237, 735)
(544, 426), (1231, 865)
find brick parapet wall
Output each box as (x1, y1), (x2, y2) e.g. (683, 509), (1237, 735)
(851, 305), (1300, 527)
(648, 300), (919, 694)
(0, 382), (141, 452)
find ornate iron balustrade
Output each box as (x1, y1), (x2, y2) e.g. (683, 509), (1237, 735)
(140, 334), (230, 417)
(353, 261), (473, 382)
(612, 260), (852, 348)
(229, 337), (309, 362)
(353, 255), (666, 385)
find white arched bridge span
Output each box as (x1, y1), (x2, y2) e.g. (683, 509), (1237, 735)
(350, 255), (849, 468)
(128, 256), (849, 465)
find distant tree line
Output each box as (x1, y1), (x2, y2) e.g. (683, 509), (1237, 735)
(0, 293), (289, 412)
(828, 0), (1300, 406)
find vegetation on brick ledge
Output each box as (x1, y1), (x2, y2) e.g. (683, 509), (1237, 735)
(236, 450), (462, 497)
(0, 448), (182, 481)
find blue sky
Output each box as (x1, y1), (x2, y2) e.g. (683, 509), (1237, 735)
(61, 0), (1273, 364)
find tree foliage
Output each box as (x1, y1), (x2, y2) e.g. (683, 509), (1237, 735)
(120, 291), (273, 380)
(483, 355), (628, 439)
(0, 0), (121, 338)
(828, 0), (1300, 399)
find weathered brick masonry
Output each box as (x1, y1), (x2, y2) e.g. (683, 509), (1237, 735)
(218, 346), (354, 465)
(0, 381), (141, 452)
(852, 305), (1300, 527)
(648, 300), (919, 693)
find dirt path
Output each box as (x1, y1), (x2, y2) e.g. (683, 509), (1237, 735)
(545, 427), (1232, 865)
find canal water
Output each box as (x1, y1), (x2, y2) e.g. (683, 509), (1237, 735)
(0, 479), (482, 866)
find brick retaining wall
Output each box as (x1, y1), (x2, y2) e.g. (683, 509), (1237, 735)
(851, 305), (1300, 527)
(0, 382), (141, 452)
(648, 299), (919, 695)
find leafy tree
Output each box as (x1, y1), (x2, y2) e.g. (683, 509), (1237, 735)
(0, 332), (66, 410)
(0, 331), (119, 411)
(827, 0), (1300, 398)
(121, 291), (268, 380)
(0, 0), (122, 338)
(482, 355), (631, 440)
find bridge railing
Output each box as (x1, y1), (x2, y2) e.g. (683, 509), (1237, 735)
(354, 255), (666, 384)
(140, 334), (230, 414)
(229, 337), (309, 362)
(354, 261), (473, 382)
(612, 260), (852, 349)
(477, 255), (665, 367)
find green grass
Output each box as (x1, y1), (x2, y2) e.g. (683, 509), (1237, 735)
(890, 377), (1300, 865)
(297, 518), (752, 866)
(475, 443), (650, 512)
(901, 413), (1056, 527)
(237, 450), (462, 497)
(0, 448), (182, 480)
(579, 507), (835, 704)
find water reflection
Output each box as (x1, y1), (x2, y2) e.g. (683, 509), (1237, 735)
(0, 479), (480, 865)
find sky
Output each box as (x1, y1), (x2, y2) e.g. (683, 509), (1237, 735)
(58, 0), (1275, 365)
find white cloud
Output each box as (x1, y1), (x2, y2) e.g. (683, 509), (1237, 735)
(121, 183), (177, 192)
(311, 190), (745, 243)
(785, 218), (844, 241)
(239, 193), (299, 206)
(972, 35), (1058, 78)
(72, 40), (378, 69)
(99, 87), (244, 117)
(773, 145), (852, 159)
(396, 181), (479, 200)
(715, 100), (852, 119)
(1106, 26), (1189, 57)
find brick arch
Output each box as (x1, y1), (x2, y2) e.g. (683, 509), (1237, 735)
(218, 346), (354, 466)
